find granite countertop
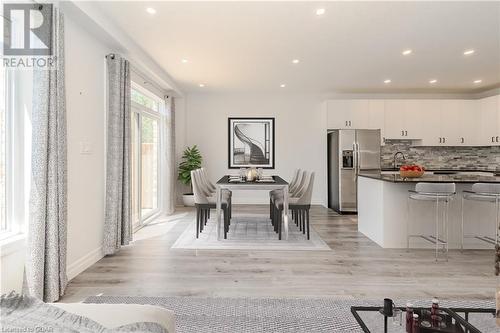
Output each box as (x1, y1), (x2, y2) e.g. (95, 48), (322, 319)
(359, 170), (500, 183)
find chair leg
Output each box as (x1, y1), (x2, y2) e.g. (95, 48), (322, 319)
(224, 207), (228, 239)
(302, 210), (306, 234)
(196, 207), (200, 238)
(278, 208), (282, 240)
(306, 209), (310, 240)
(270, 198), (273, 219)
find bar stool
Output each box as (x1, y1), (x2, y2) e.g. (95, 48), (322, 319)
(407, 183), (456, 261)
(461, 183), (500, 250)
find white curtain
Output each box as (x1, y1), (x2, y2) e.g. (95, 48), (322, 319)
(26, 6), (68, 302)
(164, 96), (176, 214)
(103, 54), (132, 255)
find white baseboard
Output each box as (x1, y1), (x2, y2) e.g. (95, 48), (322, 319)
(67, 246), (103, 281)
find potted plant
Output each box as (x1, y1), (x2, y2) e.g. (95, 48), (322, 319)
(178, 145), (202, 206)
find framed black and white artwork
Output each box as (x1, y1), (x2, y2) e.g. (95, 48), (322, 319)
(228, 117), (275, 169)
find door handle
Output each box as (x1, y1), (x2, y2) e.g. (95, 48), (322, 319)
(443, 137), (446, 143)
(492, 136), (495, 143)
(497, 136), (499, 143)
(349, 121), (352, 127)
(405, 130), (408, 137)
(401, 130), (404, 136)
(461, 137), (465, 144)
(345, 121), (348, 127)
(439, 137), (442, 143)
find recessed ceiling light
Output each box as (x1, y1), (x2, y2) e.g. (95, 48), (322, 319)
(146, 7), (156, 14)
(473, 79), (482, 84)
(316, 8), (326, 16)
(199, 83), (205, 87)
(383, 79), (391, 84)
(429, 79), (437, 84)
(292, 59), (300, 64)
(402, 49), (413, 56)
(181, 59), (188, 63)
(280, 84), (286, 88)
(463, 49), (475, 56)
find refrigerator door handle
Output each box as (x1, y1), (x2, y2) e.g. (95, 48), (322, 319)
(352, 143), (358, 180)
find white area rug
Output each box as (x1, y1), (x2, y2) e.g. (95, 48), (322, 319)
(171, 214), (331, 251)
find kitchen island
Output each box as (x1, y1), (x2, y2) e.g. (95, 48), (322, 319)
(358, 171), (500, 249)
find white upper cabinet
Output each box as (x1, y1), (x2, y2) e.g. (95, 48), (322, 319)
(326, 100), (369, 129)
(366, 100), (386, 144)
(325, 95), (499, 147)
(384, 100), (422, 139)
(479, 95), (500, 146)
(436, 100), (479, 146)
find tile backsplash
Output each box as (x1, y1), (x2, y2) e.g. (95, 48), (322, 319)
(381, 140), (500, 170)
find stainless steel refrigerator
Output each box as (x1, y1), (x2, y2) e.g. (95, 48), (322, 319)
(328, 129), (381, 213)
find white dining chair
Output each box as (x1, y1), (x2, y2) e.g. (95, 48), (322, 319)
(269, 169), (300, 219)
(199, 168), (232, 221)
(191, 169), (230, 239)
(273, 172), (315, 240)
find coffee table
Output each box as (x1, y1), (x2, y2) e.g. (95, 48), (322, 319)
(351, 306), (493, 333)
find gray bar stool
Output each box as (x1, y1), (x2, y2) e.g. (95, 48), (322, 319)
(407, 182), (456, 261)
(461, 183), (500, 250)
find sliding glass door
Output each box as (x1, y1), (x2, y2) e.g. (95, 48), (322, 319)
(130, 84), (163, 229)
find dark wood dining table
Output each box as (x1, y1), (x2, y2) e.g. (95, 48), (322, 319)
(214, 176), (290, 240)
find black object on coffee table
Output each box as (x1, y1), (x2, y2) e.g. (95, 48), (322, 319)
(351, 306), (488, 333)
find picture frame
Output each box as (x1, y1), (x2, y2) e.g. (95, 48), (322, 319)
(228, 117), (275, 169)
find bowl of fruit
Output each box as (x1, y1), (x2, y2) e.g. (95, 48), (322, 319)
(399, 164), (425, 178)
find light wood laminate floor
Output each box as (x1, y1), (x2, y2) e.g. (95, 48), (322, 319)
(62, 205), (496, 302)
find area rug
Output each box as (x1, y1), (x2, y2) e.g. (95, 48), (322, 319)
(84, 296), (495, 333)
(170, 214), (330, 251)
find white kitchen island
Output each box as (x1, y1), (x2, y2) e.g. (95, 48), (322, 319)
(357, 171), (500, 249)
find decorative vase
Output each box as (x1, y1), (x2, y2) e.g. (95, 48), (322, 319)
(246, 168), (258, 181)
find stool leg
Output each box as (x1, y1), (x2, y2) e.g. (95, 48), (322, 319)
(445, 199), (449, 261)
(278, 208), (283, 240)
(435, 197), (439, 262)
(461, 196), (465, 252)
(496, 197), (499, 246)
(407, 197), (411, 252)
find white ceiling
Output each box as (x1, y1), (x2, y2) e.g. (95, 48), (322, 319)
(93, 1), (500, 94)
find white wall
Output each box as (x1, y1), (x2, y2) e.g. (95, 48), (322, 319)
(64, 15), (112, 278)
(185, 93), (327, 205)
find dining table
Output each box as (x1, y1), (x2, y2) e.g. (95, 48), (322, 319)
(215, 175), (290, 240)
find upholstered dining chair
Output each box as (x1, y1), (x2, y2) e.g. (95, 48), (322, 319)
(199, 168), (232, 221)
(270, 169), (308, 229)
(269, 169), (300, 219)
(273, 172), (315, 240)
(191, 169), (230, 239)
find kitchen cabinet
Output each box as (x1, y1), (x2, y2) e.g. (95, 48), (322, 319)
(432, 100), (478, 146)
(479, 95), (500, 146)
(384, 100), (422, 139)
(418, 100), (443, 145)
(325, 95), (499, 147)
(326, 100), (370, 129)
(366, 100), (386, 144)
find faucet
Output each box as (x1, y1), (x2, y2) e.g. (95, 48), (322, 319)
(393, 151), (406, 169)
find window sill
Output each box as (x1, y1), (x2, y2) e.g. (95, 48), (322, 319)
(0, 233), (26, 257)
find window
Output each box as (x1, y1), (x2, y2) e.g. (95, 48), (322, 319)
(130, 83), (164, 229)
(0, 64), (32, 240)
(0, 65), (6, 233)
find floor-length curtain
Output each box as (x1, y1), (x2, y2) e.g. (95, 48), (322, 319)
(164, 96), (176, 214)
(103, 54), (132, 255)
(26, 7), (68, 302)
